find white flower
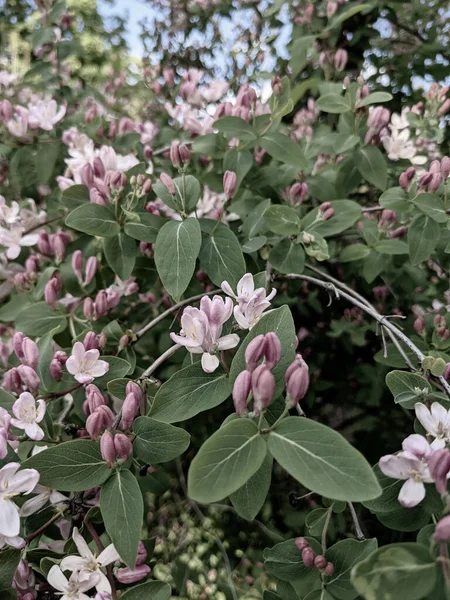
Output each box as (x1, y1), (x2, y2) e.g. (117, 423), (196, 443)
(0, 225), (40, 260)
(170, 296), (240, 372)
(27, 99), (66, 131)
(0, 534), (25, 550)
(20, 484), (68, 517)
(0, 196), (20, 225)
(0, 462), (40, 538)
(221, 273), (277, 330)
(382, 128), (427, 165)
(48, 565), (100, 600)
(7, 107), (29, 138)
(66, 342), (109, 385)
(390, 111), (410, 130)
(60, 527), (120, 593)
(415, 402), (450, 449)
(11, 392), (46, 441)
(96, 146), (139, 172)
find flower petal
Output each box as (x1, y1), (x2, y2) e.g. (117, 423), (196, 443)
(0, 499), (20, 537)
(379, 454), (411, 480)
(60, 555), (87, 573)
(237, 273), (254, 297)
(201, 353), (220, 373)
(216, 334), (240, 351)
(414, 403), (436, 436)
(47, 565), (68, 593)
(398, 478), (425, 508)
(98, 543), (120, 566)
(72, 527), (93, 559)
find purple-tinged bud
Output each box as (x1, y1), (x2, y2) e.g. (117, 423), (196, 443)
(136, 541), (148, 566)
(388, 226), (407, 239)
(324, 562), (335, 576)
(93, 157), (105, 179)
(271, 75), (283, 96)
(295, 537), (309, 551)
(25, 255), (40, 274)
(441, 157), (450, 180)
(89, 187), (108, 206)
(81, 163), (94, 187)
(126, 381), (142, 403)
(114, 433), (133, 461)
(160, 173), (175, 195)
(334, 49), (348, 71)
(443, 363), (450, 381)
(438, 98), (450, 116)
(3, 368), (22, 393)
(143, 145), (152, 160)
(98, 333), (108, 349)
(413, 316), (425, 335)
(142, 179), (152, 195)
(399, 168), (415, 191)
(100, 431), (116, 466)
(179, 144), (191, 165)
(428, 448), (450, 494)
(72, 250), (83, 282)
(429, 160), (441, 175)
(119, 334), (129, 349)
(379, 209), (397, 229)
(264, 333), (281, 370)
(232, 370), (252, 416)
(21, 338), (39, 370)
(285, 354), (310, 406)
(314, 555), (327, 570)
(170, 142), (181, 168)
(319, 202), (334, 220)
(37, 232), (52, 256)
(84, 256), (97, 286)
(86, 411), (104, 439)
(419, 172), (433, 188)
(434, 515), (450, 542)
(44, 279), (59, 308)
(83, 297), (95, 321)
(245, 335), (267, 372)
(97, 405), (115, 428)
(87, 387), (106, 413)
(17, 365), (40, 393)
(50, 233), (68, 262)
(95, 291), (108, 319)
(13, 332), (25, 360)
(251, 365), (275, 414)
(428, 173), (442, 193)
(0, 99), (13, 122)
(83, 331), (99, 351)
(115, 564), (151, 584)
(50, 358), (63, 381)
(121, 392), (140, 430)
(107, 290), (121, 308)
(302, 547), (315, 567)
(289, 182), (308, 206)
(223, 170), (237, 201)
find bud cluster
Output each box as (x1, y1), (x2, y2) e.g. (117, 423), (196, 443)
(38, 231), (71, 263)
(83, 384), (114, 439)
(120, 381), (143, 430)
(72, 251), (98, 287)
(3, 333), (41, 394)
(44, 273), (63, 308)
(100, 430), (133, 467)
(295, 537), (335, 576)
(285, 354), (310, 407)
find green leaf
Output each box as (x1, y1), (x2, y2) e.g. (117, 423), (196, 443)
(0, 389), (16, 413)
(340, 244), (371, 262)
(100, 469), (143, 568)
(230, 306), (296, 398)
(94, 356), (132, 386)
(325, 538), (378, 600)
(327, 3), (374, 29)
(230, 454), (273, 521)
(413, 193), (448, 223)
(379, 187), (410, 212)
(355, 146), (387, 191)
(356, 92), (393, 108)
(187, 419), (267, 503)
(268, 417), (381, 501)
(15, 302), (67, 337)
(351, 543), (437, 600)
(259, 133), (308, 170)
(173, 175), (201, 212)
(124, 213), (169, 242)
(61, 184), (90, 209)
(316, 94), (351, 114)
(198, 222), (246, 288)
(121, 581), (172, 600)
(373, 239), (408, 255)
(305, 508), (330, 536)
(154, 218), (202, 300)
(264, 537), (322, 582)
(386, 371), (431, 409)
(215, 116), (257, 141)
(103, 233), (137, 280)
(0, 295), (31, 321)
(362, 464), (404, 514)
(264, 205), (301, 235)
(133, 417), (190, 464)
(149, 364), (231, 423)
(408, 214), (440, 265)
(269, 240), (305, 274)
(65, 204), (120, 237)
(242, 236), (267, 253)
(0, 548), (21, 590)
(303, 200), (362, 237)
(22, 440), (111, 491)
(223, 149), (253, 193)
(36, 142), (61, 183)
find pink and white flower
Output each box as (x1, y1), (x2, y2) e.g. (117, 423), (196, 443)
(66, 342), (109, 384)
(48, 564), (101, 600)
(221, 273), (277, 330)
(27, 99), (66, 131)
(0, 462), (40, 539)
(0, 225), (40, 260)
(415, 402), (450, 449)
(170, 296), (239, 372)
(11, 392), (46, 441)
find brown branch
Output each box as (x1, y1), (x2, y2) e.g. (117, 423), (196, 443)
(25, 511), (63, 544)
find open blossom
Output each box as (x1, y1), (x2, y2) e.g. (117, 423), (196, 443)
(66, 342), (109, 384)
(48, 565), (101, 600)
(0, 462), (40, 539)
(6, 107), (28, 138)
(379, 434), (433, 507)
(382, 128), (427, 165)
(60, 527), (120, 593)
(20, 483), (68, 517)
(170, 296), (239, 372)
(221, 273), (277, 330)
(11, 392), (46, 441)
(0, 196), (20, 225)
(415, 402), (450, 449)
(0, 225), (40, 260)
(27, 99), (66, 130)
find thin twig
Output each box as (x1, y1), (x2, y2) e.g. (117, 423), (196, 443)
(347, 502), (365, 540)
(321, 507), (333, 555)
(137, 344), (181, 381)
(25, 511), (63, 543)
(25, 215), (63, 234)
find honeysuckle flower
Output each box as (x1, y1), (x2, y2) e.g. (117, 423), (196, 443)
(0, 462), (40, 537)
(0, 533), (25, 550)
(27, 99), (66, 130)
(382, 128), (427, 165)
(415, 402), (450, 449)
(20, 483), (68, 517)
(96, 145), (139, 173)
(221, 274), (277, 330)
(60, 527), (120, 593)
(48, 565), (101, 600)
(0, 196), (20, 225)
(0, 225), (40, 260)
(6, 107), (29, 138)
(66, 342), (109, 385)
(11, 392), (46, 441)
(170, 296), (239, 372)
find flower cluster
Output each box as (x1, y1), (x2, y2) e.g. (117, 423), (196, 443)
(221, 273), (277, 330)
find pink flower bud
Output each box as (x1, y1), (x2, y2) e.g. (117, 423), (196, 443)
(25, 255), (40, 274)
(302, 547), (315, 567)
(115, 564), (151, 584)
(289, 182), (308, 206)
(245, 335), (267, 372)
(441, 157), (450, 180)
(388, 226), (407, 239)
(95, 291), (108, 319)
(438, 98), (450, 116)
(434, 515), (450, 541)
(83, 331), (99, 351)
(90, 187), (108, 206)
(13, 332), (25, 360)
(100, 431), (116, 466)
(93, 157), (105, 179)
(86, 411), (104, 439)
(160, 173), (175, 195)
(443, 363), (450, 381)
(107, 290), (121, 308)
(142, 179), (152, 195)
(285, 354), (310, 406)
(0, 99), (13, 122)
(126, 381), (142, 403)
(428, 173), (442, 193)
(232, 370), (252, 415)
(428, 448), (450, 494)
(50, 358), (63, 381)
(319, 202), (334, 220)
(413, 316), (425, 335)
(3, 368), (22, 393)
(399, 168), (415, 190)
(314, 555), (327, 570)
(17, 365), (40, 393)
(50, 233), (68, 262)
(179, 144), (191, 165)
(21, 338), (39, 370)
(136, 541), (147, 566)
(251, 365), (275, 414)
(83, 297), (95, 321)
(37, 232), (52, 256)
(264, 333), (281, 369)
(44, 279), (59, 308)
(295, 537), (309, 551)
(119, 334), (129, 348)
(223, 170), (237, 200)
(114, 433), (133, 461)
(324, 562), (335, 576)
(87, 385), (106, 413)
(334, 49), (348, 71)
(121, 392), (140, 430)
(81, 163), (94, 187)
(143, 145), (152, 160)
(170, 142), (181, 168)
(72, 250), (83, 282)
